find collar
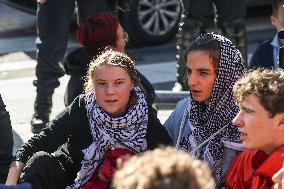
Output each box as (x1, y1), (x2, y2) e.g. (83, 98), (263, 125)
(271, 34), (280, 48)
(252, 145), (284, 178)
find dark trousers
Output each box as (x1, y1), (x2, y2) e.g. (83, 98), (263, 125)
(182, 0), (246, 26)
(0, 94), (13, 183)
(35, 0), (108, 94)
(20, 152), (73, 189)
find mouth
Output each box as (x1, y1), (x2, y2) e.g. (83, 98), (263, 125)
(105, 99), (118, 103)
(191, 90), (201, 96)
(239, 130), (248, 140)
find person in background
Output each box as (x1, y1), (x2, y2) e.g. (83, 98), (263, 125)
(0, 94), (13, 184)
(173, 0), (247, 91)
(5, 50), (171, 189)
(164, 33), (246, 187)
(113, 147), (215, 189)
(225, 69), (284, 189)
(249, 0), (284, 69)
(30, 0), (131, 134)
(64, 13), (156, 108)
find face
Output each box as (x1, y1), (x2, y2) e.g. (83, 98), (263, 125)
(233, 94), (284, 154)
(271, 5), (284, 31)
(93, 64), (134, 117)
(186, 51), (217, 105)
(113, 24), (126, 52)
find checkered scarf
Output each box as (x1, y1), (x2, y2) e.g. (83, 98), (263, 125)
(66, 87), (148, 189)
(180, 33), (246, 183)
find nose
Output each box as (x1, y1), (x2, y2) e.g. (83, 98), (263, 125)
(232, 111), (242, 128)
(105, 84), (115, 94)
(187, 73), (197, 87)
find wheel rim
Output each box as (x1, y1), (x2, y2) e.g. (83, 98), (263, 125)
(137, 0), (181, 36)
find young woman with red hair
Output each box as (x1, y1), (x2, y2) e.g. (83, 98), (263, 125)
(64, 13), (155, 108)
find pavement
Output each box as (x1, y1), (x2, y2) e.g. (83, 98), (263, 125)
(0, 2), (175, 154)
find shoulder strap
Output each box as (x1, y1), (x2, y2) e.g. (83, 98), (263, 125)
(175, 99), (190, 148)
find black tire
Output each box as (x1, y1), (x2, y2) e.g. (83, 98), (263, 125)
(119, 0), (181, 47)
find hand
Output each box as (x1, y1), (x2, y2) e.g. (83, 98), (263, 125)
(273, 167), (284, 189)
(116, 154), (132, 169)
(37, 0), (47, 4)
(5, 161), (25, 185)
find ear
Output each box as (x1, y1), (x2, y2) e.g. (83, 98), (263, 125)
(271, 14), (277, 27)
(277, 112), (284, 126)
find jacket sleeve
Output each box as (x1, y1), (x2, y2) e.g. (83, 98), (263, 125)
(249, 46), (262, 69)
(249, 40), (273, 69)
(163, 98), (188, 145)
(146, 106), (173, 149)
(15, 96), (83, 164)
(0, 94), (13, 177)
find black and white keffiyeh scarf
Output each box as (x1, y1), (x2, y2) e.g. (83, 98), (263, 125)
(66, 87), (148, 189)
(179, 33), (246, 183)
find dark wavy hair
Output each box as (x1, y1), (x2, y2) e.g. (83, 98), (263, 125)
(183, 33), (221, 84)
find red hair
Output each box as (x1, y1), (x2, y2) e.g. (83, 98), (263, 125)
(76, 13), (119, 58)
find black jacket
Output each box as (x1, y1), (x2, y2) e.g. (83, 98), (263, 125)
(16, 95), (172, 182)
(63, 48), (156, 107)
(0, 94), (13, 183)
(249, 39), (274, 69)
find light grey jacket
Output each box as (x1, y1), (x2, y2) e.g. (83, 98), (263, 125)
(164, 98), (244, 188)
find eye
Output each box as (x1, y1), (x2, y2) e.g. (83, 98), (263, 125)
(200, 71), (209, 76)
(242, 107), (253, 114)
(97, 82), (106, 86)
(115, 81), (124, 86)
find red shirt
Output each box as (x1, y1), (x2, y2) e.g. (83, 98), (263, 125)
(225, 146), (284, 189)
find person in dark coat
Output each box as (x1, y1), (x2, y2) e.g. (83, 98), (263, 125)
(0, 94), (13, 184)
(249, 0), (284, 69)
(5, 50), (172, 189)
(64, 13), (156, 109)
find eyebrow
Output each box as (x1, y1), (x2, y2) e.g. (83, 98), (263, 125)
(95, 78), (126, 82)
(241, 105), (255, 113)
(197, 68), (211, 71)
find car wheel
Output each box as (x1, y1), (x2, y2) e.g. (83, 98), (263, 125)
(119, 0), (181, 46)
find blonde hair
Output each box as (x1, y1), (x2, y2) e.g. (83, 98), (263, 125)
(84, 49), (143, 106)
(113, 147), (215, 189)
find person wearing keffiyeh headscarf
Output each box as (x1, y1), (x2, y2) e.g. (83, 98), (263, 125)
(6, 50), (172, 189)
(164, 33), (246, 187)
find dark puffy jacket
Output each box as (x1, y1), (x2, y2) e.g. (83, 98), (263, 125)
(0, 94), (13, 183)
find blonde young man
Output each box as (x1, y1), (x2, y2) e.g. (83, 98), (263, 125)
(225, 69), (284, 189)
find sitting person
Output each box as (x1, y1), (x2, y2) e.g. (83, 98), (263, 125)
(64, 13), (156, 109)
(113, 147), (215, 189)
(164, 33), (246, 186)
(225, 69), (284, 189)
(5, 50), (172, 189)
(249, 0), (284, 69)
(0, 94), (13, 183)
